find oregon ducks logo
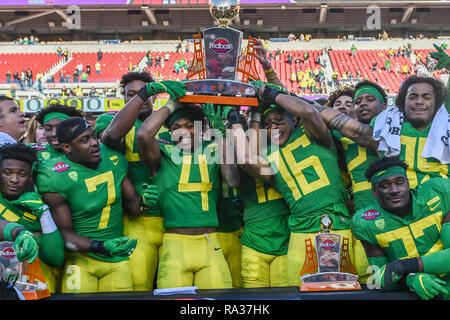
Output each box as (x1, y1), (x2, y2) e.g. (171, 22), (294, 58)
(109, 155), (119, 166)
(69, 171), (78, 182)
(41, 152), (50, 160)
(375, 219), (385, 231)
(165, 145), (174, 154)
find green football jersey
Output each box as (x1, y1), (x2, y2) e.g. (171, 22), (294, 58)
(352, 178), (450, 261)
(239, 169), (290, 255)
(100, 116), (165, 217)
(371, 119), (449, 189)
(216, 179), (242, 233)
(332, 130), (380, 211)
(35, 144), (128, 262)
(152, 138), (221, 229)
(123, 119), (167, 217)
(27, 143), (63, 161)
(265, 126), (350, 233)
(0, 193), (41, 232)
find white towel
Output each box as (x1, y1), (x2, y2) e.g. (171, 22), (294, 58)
(372, 106), (404, 157)
(373, 104), (450, 164)
(421, 105), (450, 164)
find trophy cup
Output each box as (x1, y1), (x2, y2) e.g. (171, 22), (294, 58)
(179, 0), (261, 106)
(0, 241), (50, 300)
(299, 215), (361, 292)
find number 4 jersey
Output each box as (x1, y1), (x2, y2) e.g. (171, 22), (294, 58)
(152, 137), (221, 229)
(351, 178), (450, 261)
(35, 144), (128, 262)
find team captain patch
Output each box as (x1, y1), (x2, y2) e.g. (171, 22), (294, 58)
(52, 162), (71, 173)
(361, 209), (380, 220)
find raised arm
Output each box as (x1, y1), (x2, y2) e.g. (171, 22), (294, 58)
(102, 80), (186, 150)
(137, 100), (179, 176)
(255, 83), (333, 147)
(253, 39), (285, 88)
(315, 104), (380, 151)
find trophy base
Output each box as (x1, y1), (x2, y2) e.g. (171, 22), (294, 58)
(21, 288), (51, 300)
(299, 272), (361, 292)
(179, 94), (259, 106)
(179, 79), (259, 106)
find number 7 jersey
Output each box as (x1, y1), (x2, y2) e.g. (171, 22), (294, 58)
(35, 144), (128, 262)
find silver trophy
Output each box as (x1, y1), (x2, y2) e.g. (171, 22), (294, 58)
(181, 0), (260, 106)
(299, 215), (361, 292)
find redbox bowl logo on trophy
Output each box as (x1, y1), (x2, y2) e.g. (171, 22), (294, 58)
(320, 239), (337, 250)
(1, 247), (17, 259)
(209, 38), (233, 54)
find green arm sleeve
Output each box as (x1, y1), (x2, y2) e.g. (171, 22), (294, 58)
(420, 223), (450, 274)
(36, 230), (65, 267)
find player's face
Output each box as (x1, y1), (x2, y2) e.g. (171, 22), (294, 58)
(0, 159), (31, 201)
(374, 174), (410, 216)
(333, 95), (355, 118)
(262, 112), (292, 146)
(67, 128), (101, 168)
(0, 100), (26, 141)
(35, 123), (47, 144)
(354, 93), (385, 124)
(125, 80), (155, 120)
(404, 83), (436, 131)
(44, 118), (64, 151)
(170, 118), (199, 152)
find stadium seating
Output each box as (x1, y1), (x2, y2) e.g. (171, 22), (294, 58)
(328, 49), (414, 93)
(0, 52), (62, 82)
(55, 51), (146, 83)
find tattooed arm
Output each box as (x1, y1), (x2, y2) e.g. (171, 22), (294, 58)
(315, 105), (380, 151)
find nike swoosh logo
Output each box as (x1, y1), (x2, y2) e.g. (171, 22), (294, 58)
(214, 248), (221, 251)
(430, 202), (440, 211)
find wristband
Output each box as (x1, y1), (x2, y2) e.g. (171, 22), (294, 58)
(136, 85), (150, 102)
(139, 198), (150, 215)
(263, 66), (274, 74)
(227, 109), (241, 127)
(164, 100), (178, 114)
(262, 86), (282, 105)
(266, 75), (277, 81)
(89, 240), (111, 257)
(249, 112), (261, 123)
(3, 222), (24, 241)
(40, 210), (57, 234)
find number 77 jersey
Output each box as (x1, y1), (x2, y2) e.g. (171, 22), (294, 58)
(351, 178), (450, 261)
(35, 144), (129, 262)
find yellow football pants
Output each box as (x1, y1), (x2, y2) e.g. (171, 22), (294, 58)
(240, 245), (288, 288)
(61, 252), (133, 293)
(217, 229), (242, 288)
(123, 215), (165, 291)
(156, 232), (232, 289)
